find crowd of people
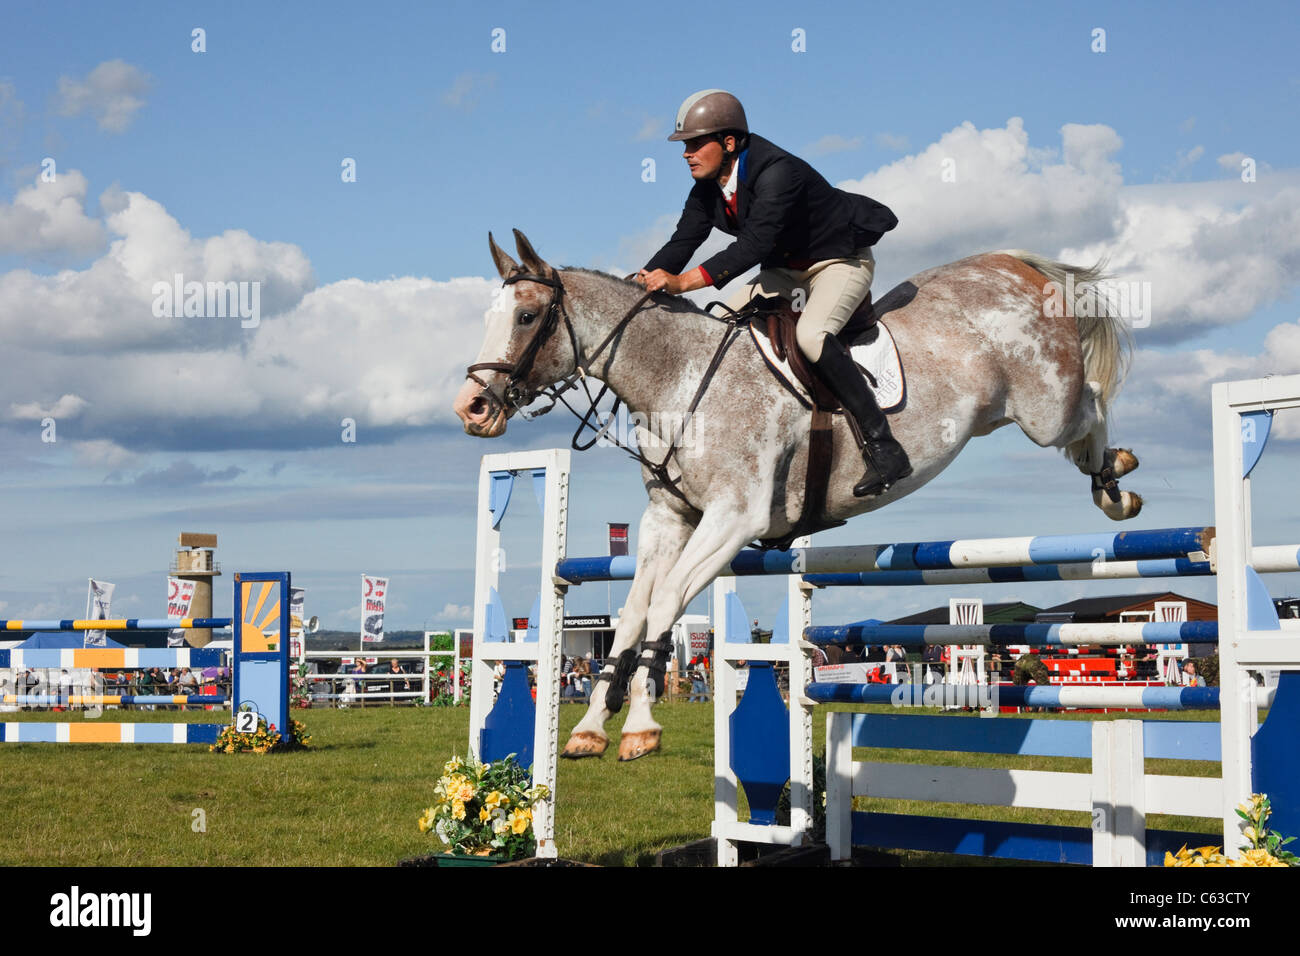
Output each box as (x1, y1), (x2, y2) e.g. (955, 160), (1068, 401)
(1, 665), (230, 710)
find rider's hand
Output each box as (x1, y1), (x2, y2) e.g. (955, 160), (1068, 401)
(635, 268), (707, 295)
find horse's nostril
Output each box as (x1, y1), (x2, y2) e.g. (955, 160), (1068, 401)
(468, 396), (488, 417)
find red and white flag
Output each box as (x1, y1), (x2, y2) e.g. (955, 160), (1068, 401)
(362, 575), (388, 643)
(166, 577), (197, 647)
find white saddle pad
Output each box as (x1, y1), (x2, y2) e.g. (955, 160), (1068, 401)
(748, 321), (905, 412)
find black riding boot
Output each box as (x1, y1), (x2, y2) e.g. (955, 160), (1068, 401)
(811, 336), (913, 497)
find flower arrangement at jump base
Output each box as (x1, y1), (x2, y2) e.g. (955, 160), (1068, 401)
(1164, 794), (1297, 866)
(418, 753), (550, 860)
(210, 717), (312, 754)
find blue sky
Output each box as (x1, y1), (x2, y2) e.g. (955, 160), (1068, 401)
(1, 0), (1298, 633)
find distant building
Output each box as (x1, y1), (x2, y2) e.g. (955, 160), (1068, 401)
(1034, 591), (1216, 658)
(885, 601), (1041, 625)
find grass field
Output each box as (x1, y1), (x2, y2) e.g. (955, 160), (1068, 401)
(0, 702), (1224, 866)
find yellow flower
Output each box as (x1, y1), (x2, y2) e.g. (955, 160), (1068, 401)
(508, 807), (532, 834)
(1242, 826), (1257, 842)
(444, 756), (463, 775)
(452, 799), (466, 821)
(418, 809), (436, 833)
(479, 807), (491, 823)
(484, 790), (507, 810)
(456, 782), (477, 802)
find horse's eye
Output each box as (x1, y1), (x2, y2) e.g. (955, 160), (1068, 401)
(518, 311), (537, 326)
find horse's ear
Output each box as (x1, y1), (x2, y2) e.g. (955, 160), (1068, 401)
(512, 229), (553, 278)
(489, 232), (519, 279)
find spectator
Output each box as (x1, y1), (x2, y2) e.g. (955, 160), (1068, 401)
(57, 669), (75, 709)
(688, 655), (709, 703)
(178, 668), (197, 709)
(386, 658), (408, 702)
(577, 653), (592, 699)
(1181, 660), (1206, 687)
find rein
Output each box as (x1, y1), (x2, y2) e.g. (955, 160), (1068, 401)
(463, 270), (746, 507)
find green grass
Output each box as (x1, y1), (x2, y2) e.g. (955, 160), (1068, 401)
(0, 703), (1227, 866)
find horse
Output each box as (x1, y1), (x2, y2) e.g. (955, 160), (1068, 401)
(453, 229), (1140, 761)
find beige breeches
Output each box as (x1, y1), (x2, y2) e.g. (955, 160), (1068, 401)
(724, 246), (875, 361)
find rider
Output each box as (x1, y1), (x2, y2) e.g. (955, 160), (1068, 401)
(636, 89), (911, 496)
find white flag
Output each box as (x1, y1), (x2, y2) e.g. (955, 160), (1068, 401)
(361, 575), (387, 643)
(85, 579), (114, 648)
(166, 577), (196, 647)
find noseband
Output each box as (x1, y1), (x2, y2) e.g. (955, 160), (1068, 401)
(465, 270), (577, 417)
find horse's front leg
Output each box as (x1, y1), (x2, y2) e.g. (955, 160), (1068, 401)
(562, 497), (694, 758)
(617, 500), (770, 761)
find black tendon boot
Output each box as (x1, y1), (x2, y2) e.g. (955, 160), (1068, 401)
(811, 336), (912, 496)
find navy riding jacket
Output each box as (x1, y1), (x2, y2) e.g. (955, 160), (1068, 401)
(643, 133), (898, 287)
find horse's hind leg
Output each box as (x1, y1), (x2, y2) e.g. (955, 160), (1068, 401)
(562, 497), (693, 759)
(618, 500), (769, 762)
(1065, 381), (1142, 520)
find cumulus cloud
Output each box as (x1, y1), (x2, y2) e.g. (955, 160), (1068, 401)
(0, 170), (107, 259)
(438, 602), (471, 621)
(8, 393), (89, 420)
(0, 177), (498, 454)
(55, 60), (150, 132)
(0, 179), (314, 351)
(840, 118), (1126, 277)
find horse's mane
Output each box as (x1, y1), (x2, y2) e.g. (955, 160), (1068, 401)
(560, 267), (715, 317)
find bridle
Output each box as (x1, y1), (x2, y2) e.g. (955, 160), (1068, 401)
(465, 270), (583, 417)
(462, 267), (747, 506)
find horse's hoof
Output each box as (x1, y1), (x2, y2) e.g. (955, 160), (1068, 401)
(618, 729), (661, 762)
(1096, 488), (1142, 521)
(561, 731), (608, 759)
(1111, 448), (1139, 478)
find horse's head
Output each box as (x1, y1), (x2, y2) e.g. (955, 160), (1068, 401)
(453, 229), (577, 437)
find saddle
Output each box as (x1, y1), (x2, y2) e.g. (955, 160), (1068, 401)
(737, 295), (896, 551)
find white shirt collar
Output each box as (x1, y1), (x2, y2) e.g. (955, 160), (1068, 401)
(719, 159), (738, 200)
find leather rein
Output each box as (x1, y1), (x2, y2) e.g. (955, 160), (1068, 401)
(463, 269), (745, 507)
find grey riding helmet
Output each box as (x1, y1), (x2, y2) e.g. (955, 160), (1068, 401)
(668, 89), (748, 142)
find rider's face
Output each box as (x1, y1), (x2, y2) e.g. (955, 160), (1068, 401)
(683, 135), (734, 180)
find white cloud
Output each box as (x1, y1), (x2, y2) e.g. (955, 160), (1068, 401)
(438, 602), (471, 621)
(839, 119), (1126, 279)
(55, 60), (150, 133)
(0, 178), (496, 446)
(0, 180), (315, 350)
(8, 393), (88, 420)
(0, 170), (106, 259)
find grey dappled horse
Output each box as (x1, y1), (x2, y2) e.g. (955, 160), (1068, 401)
(453, 230), (1140, 761)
